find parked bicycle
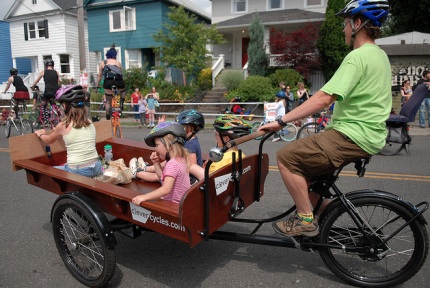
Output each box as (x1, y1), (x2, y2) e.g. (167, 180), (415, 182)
(252, 102), (297, 141)
(296, 110), (330, 139)
(379, 84), (426, 156)
(5, 96), (33, 138)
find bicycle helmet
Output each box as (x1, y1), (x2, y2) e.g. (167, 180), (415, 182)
(144, 121), (186, 147)
(175, 109), (205, 132)
(213, 115), (252, 140)
(9, 68), (18, 75)
(44, 59), (54, 67)
(275, 90), (287, 98)
(55, 85), (85, 107)
(336, 0), (389, 27)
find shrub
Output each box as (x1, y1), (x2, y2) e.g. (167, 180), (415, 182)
(231, 75), (275, 102)
(197, 68), (212, 91)
(220, 70), (245, 91)
(123, 67), (148, 94)
(269, 68), (304, 88)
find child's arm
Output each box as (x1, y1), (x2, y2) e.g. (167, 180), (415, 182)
(132, 176), (175, 205)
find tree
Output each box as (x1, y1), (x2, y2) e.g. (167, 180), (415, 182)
(316, 0), (349, 81)
(153, 6), (224, 86)
(247, 14), (268, 76)
(385, 0), (430, 35)
(269, 24), (321, 80)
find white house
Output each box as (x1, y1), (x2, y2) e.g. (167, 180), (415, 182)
(3, 0), (97, 90)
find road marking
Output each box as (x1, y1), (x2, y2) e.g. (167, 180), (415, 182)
(268, 166), (430, 182)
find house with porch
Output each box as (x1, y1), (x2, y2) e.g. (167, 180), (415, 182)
(83, 0), (210, 85)
(210, 0), (327, 93)
(3, 0), (97, 92)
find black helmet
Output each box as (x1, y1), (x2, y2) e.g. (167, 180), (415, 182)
(213, 115), (252, 139)
(44, 59), (54, 67)
(55, 85), (85, 107)
(175, 109), (205, 132)
(144, 121), (186, 147)
(336, 0), (389, 27)
(10, 68), (18, 75)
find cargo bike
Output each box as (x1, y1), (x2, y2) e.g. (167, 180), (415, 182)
(9, 121), (429, 288)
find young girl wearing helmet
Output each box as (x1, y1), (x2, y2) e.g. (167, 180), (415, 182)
(34, 85), (102, 178)
(189, 115), (252, 181)
(131, 121), (190, 205)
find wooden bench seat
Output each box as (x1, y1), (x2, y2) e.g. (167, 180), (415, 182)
(10, 121), (269, 247)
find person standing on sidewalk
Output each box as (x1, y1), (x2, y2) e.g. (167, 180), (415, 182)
(138, 94), (147, 128)
(415, 70), (430, 128)
(131, 88), (141, 122)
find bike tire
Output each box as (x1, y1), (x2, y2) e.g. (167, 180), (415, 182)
(52, 198), (116, 287)
(296, 122), (323, 139)
(279, 123), (298, 142)
(252, 122), (263, 140)
(5, 119), (12, 138)
(20, 119), (33, 134)
(319, 197), (429, 287)
(378, 142), (406, 156)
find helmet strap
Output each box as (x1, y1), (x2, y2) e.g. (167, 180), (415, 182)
(350, 18), (370, 49)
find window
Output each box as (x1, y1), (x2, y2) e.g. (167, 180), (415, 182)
(125, 49), (142, 69)
(233, 0), (247, 13)
(32, 0), (37, 4)
(268, 0), (283, 10)
(59, 54), (70, 73)
(24, 20), (49, 40)
(306, 0), (323, 6)
(109, 6), (136, 32)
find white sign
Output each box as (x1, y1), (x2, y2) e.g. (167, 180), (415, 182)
(214, 173), (232, 196)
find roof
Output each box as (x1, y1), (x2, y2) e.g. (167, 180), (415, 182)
(4, 0), (80, 20)
(378, 44), (430, 56)
(84, 0), (210, 20)
(215, 9), (325, 29)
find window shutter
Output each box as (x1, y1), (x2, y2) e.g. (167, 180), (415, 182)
(24, 23), (28, 41)
(44, 20), (49, 38)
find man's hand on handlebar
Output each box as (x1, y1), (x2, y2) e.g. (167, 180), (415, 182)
(257, 121), (282, 132)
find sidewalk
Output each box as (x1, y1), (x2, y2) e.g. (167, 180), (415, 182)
(116, 116), (430, 136)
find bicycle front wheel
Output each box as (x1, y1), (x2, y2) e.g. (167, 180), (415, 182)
(279, 123), (298, 142)
(252, 122), (263, 140)
(319, 197), (429, 287)
(5, 119), (12, 138)
(296, 122), (323, 139)
(20, 119), (33, 134)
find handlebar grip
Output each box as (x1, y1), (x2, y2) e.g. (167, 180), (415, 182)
(225, 130), (266, 149)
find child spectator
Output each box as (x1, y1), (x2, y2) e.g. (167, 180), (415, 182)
(130, 122), (190, 204)
(145, 88), (159, 128)
(189, 115), (252, 180)
(131, 88), (141, 122)
(34, 85), (102, 178)
(272, 91), (287, 142)
(138, 94), (147, 128)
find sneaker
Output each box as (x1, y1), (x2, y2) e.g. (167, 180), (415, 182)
(129, 157), (138, 178)
(273, 213), (319, 237)
(272, 137), (281, 142)
(420, 125), (425, 128)
(137, 157), (148, 171)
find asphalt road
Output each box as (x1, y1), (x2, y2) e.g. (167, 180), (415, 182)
(1, 125), (429, 288)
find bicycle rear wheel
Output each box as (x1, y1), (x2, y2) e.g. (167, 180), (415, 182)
(279, 123), (297, 141)
(296, 122), (323, 139)
(319, 197), (429, 287)
(20, 119), (33, 134)
(5, 119), (12, 138)
(378, 142), (406, 156)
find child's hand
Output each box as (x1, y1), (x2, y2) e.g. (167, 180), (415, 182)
(150, 152), (159, 164)
(132, 195), (146, 205)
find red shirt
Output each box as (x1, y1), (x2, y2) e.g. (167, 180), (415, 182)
(131, 93), (139, 105)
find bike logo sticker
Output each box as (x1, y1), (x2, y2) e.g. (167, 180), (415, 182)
(129, 203), (185, 232)
(214, 174), (231, 195)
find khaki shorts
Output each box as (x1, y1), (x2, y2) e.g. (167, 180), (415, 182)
(276, 129), (371, 180)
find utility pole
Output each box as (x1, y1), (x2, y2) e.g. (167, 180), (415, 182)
(77, 0), (86, 72)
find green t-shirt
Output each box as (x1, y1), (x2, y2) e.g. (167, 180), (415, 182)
(321, 44), (392, 155)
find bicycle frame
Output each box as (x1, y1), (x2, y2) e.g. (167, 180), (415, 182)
(203, 132), (428, 254)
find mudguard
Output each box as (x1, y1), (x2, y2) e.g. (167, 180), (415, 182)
(51, 192), (117, 249)
(320, 189), (428, 226)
